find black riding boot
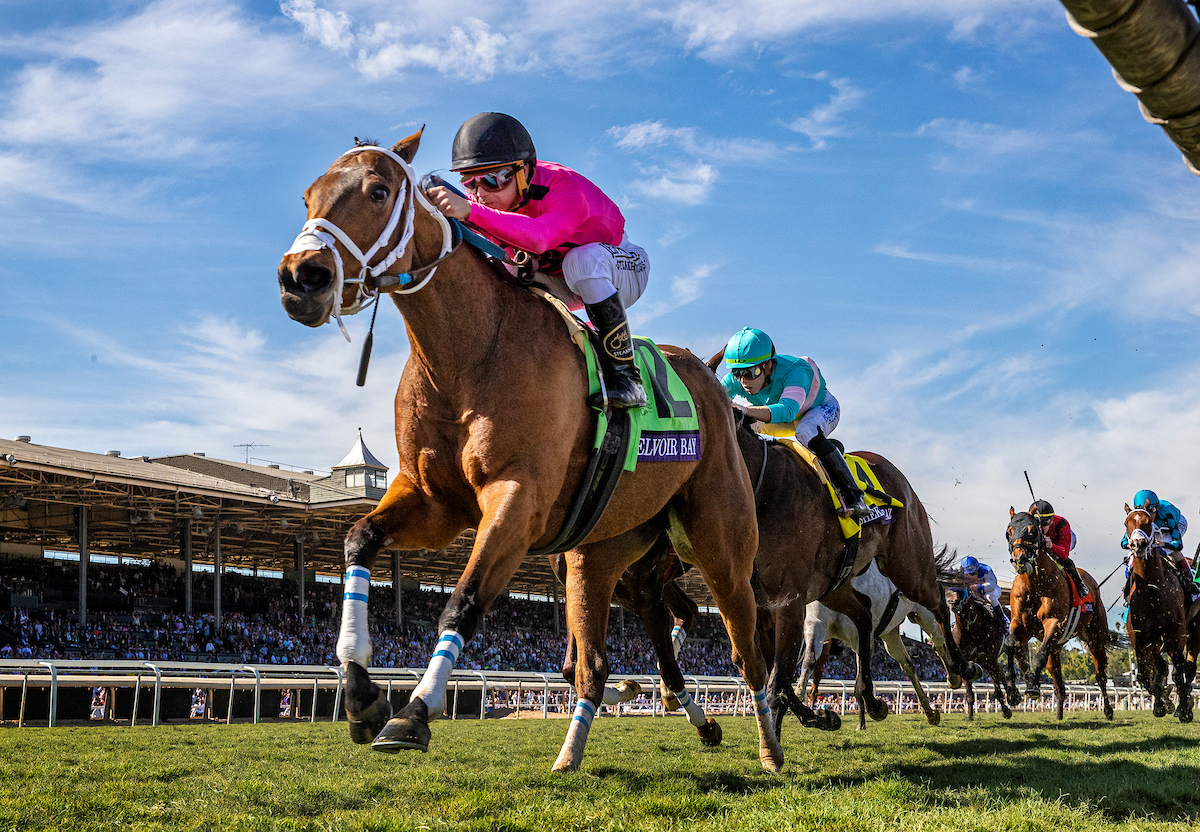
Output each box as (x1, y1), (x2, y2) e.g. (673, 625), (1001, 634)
(992, 604), (1007, 630)
(1062, 557), (1086, 597)
(808, 429), (872, 522)
(1173, 558), (1197, 598)
(584, 292), (646, 411)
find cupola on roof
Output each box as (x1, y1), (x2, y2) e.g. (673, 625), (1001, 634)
(332, 429), (387, 471)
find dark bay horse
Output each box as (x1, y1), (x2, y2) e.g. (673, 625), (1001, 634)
(1003, 508), (1114, 720)
(276, 133), (785, 772)
(1123, 505), (1194, 721)
(730, 413), (981, 737)
(950, 592), (1013, 720)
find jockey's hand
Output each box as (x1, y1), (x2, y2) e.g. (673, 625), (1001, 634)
(427, 186), (471, 220)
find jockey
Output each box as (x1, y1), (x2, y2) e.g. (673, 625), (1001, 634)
(960, 556), (1007, 628)
(721, 327), (871, 521)
(1029, 500), (1087, 598)
(1122, 489), (1195, 596)
(426, 112), (650, 410)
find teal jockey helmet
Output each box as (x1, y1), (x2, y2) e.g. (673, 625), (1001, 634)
(1134, 489), (1159, 509)
(724, 327), (776, 369)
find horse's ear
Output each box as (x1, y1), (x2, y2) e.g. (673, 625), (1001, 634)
(1008, 506), (1015, 518)
(1124, 503), (1132, 513)
(391, 125), (424, 164)
(706, 344), (727, 373)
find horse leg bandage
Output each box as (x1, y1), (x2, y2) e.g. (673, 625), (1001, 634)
(671, 625), (687, 657)
(411, 630), (464, 716)
(751, 687), (770, 721)
(554, 699), (597, 770)
(335, 566), (372, 668)
(672, 688), (706, 727)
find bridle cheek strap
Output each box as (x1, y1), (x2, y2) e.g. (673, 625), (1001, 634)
(285, 145), (453, 342)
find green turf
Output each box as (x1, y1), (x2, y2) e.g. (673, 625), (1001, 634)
(1, 710), (1198, 831)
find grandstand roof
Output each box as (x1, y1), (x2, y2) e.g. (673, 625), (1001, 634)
(0, 437), (722, 603)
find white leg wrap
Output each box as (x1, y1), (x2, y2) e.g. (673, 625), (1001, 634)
(335, 566), (372, 667)
(673, 688), (706, 727)
(553, 700), (597, 771)
(411, 630), (464, 717)
(671, 625), (686, 658)
(751, 687), (770, 721)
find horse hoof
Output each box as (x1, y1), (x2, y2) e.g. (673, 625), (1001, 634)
(867, 699), (888, 722)
(818, 709), (842, 732)
(660, 683), (681, 712)
(344, 661), (390, 744)
(615, 679), (642, 703)
(1153, 702), (1167, 718)
(1180, 708), (1194, 724)
(697, 718), (723, 747)
(947, 674), (963, 691)
(372, 699), (430, 754)
(962, 663), (983, 683)
(927, 710), (941, 727)
(1002, 709), (1013, 720)
(759, 749), (784, 773)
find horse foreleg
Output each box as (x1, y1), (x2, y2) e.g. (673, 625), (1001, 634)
(933, 592), (982, 684)
(339, 475), (460, 747)
(374, 481), (536, 754)
(835, 586), (888, 723)
(1171, 643), (1193, 724)
(881, 629), (940, 726)
(1085, 624), (1114, 721)
(1047, 651), (1066, 720)
(909, 605), (962, 691)
(552, 545), (627, 773)
(964, 678), (975, 721)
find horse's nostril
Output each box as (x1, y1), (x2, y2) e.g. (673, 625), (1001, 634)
(296, 262), (332, 294)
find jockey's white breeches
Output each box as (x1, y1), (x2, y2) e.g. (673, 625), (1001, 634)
(561, 234), (649, 307)
(797, 393), (841, 447)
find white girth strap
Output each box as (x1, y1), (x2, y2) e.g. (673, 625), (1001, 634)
(285, 144), (454, 342)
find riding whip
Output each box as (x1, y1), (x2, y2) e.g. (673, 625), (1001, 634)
(1095, 557), (1127, 590)
(1023, 470), (1037, 504)
(355, 295), (380, 387)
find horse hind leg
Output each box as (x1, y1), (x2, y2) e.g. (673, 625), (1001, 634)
(881, 629), (940, 726)
(1086, 626), (1114, 721)
(1047, 651), (1066, 721)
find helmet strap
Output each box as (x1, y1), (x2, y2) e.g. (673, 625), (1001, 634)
(513, 163), (532, 210)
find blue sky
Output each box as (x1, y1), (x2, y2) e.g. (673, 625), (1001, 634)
(2, 0), (1198, 603)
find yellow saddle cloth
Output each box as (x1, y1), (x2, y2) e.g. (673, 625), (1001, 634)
(772, 437), (905, 539)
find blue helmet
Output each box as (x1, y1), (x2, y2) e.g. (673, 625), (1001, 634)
(724, 327), (776, 369)
(1134, 489), (1159, 509)
(961, 556), (980, 574)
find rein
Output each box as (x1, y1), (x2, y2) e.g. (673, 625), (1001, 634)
(285, 145), (454, 342)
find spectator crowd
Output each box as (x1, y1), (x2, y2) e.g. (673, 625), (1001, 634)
(0, 555), (948, 682)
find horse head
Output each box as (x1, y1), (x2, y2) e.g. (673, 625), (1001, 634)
(277, 129), (450, 336)
(1123, 503), (1158, 562)
(1006, 506), (1045, 575)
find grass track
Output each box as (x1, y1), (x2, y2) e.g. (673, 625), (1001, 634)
(1, 711), (1198, 831)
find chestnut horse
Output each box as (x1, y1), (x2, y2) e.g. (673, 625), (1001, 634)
(798, 560), (956, 729)
(276, 133), (784, 772)
(950, 592), (1013, 720)
(1123, 505), (1194, 722)
(1003, 508), (1114, 720)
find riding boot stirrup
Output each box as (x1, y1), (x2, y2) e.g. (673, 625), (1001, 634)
(808, 430), (872, 522)
(584, 292), (647, 411)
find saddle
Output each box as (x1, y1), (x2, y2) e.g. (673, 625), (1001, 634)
(770, 438), (903, 540)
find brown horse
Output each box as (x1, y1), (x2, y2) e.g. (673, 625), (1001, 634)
(276, 133), (784, 772)
(950, 591), (1013, 720)
(1123, 505), (1193, 721)
(1003, 508), (1114, 720)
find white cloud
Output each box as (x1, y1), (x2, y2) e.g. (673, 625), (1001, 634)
(0, 315), (407, 474)
(917, 118), (1045, 156)
(874, 243), (1024, 273)
(627, 163), (718, 205)
(609, 120), (791, 164)
(0, 0), (341, 161)
(354, 18), (508, 82)
(785, 74), (864, 149)
(281, 0), (353, 50)
(629, 264), (714, 328)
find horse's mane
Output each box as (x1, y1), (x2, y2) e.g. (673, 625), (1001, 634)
(353, 136), (379, 147)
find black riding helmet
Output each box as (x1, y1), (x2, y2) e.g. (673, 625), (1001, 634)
(1030, 500), (1055, 524)
(451, 112), (537, 173)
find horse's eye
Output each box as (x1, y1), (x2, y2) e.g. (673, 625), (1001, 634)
(369, 184), (389, 203)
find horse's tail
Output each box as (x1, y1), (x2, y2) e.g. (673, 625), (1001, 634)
(1108, 628), (1130, 650)
(932, 545), (959, 586)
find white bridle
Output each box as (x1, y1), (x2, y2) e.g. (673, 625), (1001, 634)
(285, 145), (453, 341)
(1124, 508), (1163, 557)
